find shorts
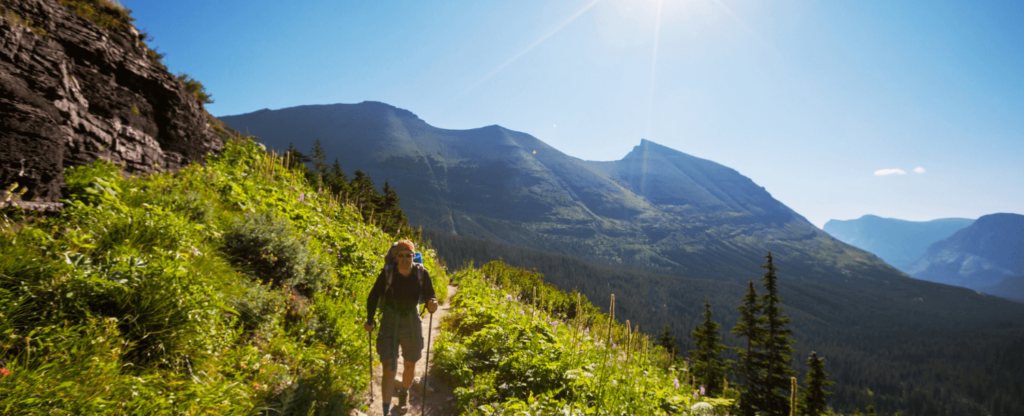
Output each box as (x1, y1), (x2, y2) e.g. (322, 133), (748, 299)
(376, 311), (423, 363)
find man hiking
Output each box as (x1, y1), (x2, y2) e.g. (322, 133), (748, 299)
(365, 240), (437, 415)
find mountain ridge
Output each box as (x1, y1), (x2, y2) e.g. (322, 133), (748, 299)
(823, 215), (974, 270)
(221, 101), (893, 283)
(906, 213), (1024, 292)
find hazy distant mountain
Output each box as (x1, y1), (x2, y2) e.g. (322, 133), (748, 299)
(906, 213), (1024, 293)
(823, 215), (974, 271)
(221, 102), (892, 282)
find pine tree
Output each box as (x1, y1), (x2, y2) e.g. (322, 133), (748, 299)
(350, 170), (382, 223)
(759, 251), (797, 415)
(309, 139), (328, 177)
(380, 179), (409, 235)
(285, 143), (310, 167)
(732, 279), (766, 416)
(690, 298), (728, 396)
(327, 158), (349, 196)
(800, 351), (834, 416)
(658, 324), (678, 357)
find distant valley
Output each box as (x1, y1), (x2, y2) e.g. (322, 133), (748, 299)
(826, 213), (1024, 301)
(823, 215), (973, 271)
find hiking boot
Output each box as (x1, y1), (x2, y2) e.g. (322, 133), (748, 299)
(410, 377), (433, 397)
(395, 388), (408, 414)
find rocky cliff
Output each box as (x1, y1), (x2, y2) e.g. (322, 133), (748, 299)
(0, 0), (223, 208)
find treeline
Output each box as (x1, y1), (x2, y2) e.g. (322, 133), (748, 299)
(423, 228), (1024, 416)
(280, 139), (416, 240)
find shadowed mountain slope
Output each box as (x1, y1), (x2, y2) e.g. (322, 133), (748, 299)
(221, 102), (890, 283)
(824, 215), (974, 271)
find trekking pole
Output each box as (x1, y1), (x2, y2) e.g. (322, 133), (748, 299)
(368, 329), (374, 405)
(423, 310), (434, 415)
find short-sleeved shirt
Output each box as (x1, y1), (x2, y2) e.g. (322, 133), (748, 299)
(365, 263), (436, 324)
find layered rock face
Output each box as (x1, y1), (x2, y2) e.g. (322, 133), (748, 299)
(0, 0), (222, 206)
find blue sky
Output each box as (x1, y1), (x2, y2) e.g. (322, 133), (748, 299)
(122, 0), (1023, 227)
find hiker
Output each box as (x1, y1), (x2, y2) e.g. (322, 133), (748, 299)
(365, 240), (437, 415)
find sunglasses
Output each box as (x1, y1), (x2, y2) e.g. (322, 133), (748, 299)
(396, 254), (414, 259)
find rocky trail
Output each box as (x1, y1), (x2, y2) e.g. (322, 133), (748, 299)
(360, 285), (458, 416)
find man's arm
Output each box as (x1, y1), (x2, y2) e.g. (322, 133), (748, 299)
(365, 269), (386, 326)
(422, 267), (437, 313)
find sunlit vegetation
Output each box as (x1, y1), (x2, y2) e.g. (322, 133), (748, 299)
(0, 138), (447, 414)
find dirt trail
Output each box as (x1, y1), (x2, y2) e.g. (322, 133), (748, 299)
(362, 285), (458, 416)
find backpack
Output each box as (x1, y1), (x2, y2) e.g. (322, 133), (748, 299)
(380, 242), (426, 313)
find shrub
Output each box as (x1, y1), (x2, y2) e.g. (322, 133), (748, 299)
(146, 47), (167, 70)
(223, 209), (332, 298)
(177, 73), (213, 104)
(57, 0), (133, 33)
(63, 158), (123, 206)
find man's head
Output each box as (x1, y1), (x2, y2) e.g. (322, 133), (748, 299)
(394, 240), (415, 255)
(392, 240), (415, 274)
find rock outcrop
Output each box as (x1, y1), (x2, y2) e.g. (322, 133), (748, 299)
(0, 0), (223, 206)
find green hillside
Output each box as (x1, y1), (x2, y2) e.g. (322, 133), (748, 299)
(423, 229), (1024, 416)
(0, 139), (448, 414)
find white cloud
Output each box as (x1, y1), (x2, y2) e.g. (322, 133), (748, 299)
(914, 167), (926, 173)
(874, 168), (907, 176)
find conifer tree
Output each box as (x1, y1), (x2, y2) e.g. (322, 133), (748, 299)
(327, 159), (349, 196)
(350, 170), (382, 222)
(732, 279), (766, 416)
(285, 143), (310, 167)
(658, 324), (678, 357)
(759, 251), (797, 415)
(380, 179), (409, 235)
(690, 298), (728, 395)
(309, 139), (329, 178)
(800, 351), (834, 416)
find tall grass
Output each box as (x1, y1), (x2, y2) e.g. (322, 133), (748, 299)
(0, 138), (448, 414)
(436, 263), (734, 415)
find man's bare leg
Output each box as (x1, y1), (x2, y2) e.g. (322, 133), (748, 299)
(401, 359), (417, 389)
(381, 360), (397, 410)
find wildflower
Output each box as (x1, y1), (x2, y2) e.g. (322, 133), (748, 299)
(700, 385), (705, 396)
(691, 402), (715, 415)
(0, 368), (9, 377)
(254, 383), (261, 389)
(241, 363), (247, 369)
(298, 193), (305, 202)
(673, 378), (679, 389)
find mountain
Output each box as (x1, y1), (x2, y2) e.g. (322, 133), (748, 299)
(223, 102), (1024, 415)
(979, 275), (1024, 302)
(823, 215), (974, 271)
(221, 102), (891, 283)
(0, 0), (225, 209)
(906, 213), (1024, 293)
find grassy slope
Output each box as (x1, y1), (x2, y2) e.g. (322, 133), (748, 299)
(0, 139), (446, 415)
(435, 261), (733, 415)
